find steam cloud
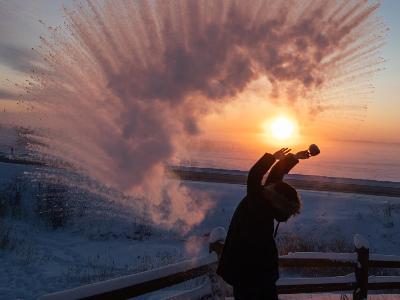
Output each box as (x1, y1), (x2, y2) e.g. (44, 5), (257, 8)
(0, 0), (385, 230)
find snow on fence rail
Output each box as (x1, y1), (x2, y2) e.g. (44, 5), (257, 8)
(39, 228), (400, 300)
(39, 253), (218, 300)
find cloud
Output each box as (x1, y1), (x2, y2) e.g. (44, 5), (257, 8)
(0, 43), (41, 73)
(0, 89), (18, 100)
(0, 0), (385, 230)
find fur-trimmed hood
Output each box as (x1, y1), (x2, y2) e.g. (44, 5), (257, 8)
(262, 183), (301, 221)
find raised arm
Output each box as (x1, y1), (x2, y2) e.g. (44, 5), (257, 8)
(247, 153), (275, 195)
(264, 153), (300, 185)
(265, 150), (310, 185)
(247, 148), (291, 195)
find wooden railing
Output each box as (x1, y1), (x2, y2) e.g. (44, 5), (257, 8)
(40, 228), (400, 300)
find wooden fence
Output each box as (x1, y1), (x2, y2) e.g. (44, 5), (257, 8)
(40, 227), (400, 300)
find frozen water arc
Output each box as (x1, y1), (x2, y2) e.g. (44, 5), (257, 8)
(1, 0), (386, 229)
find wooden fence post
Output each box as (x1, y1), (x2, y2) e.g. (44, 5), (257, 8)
(208, 227), (227, 299)
(353, 234), (369, 300)
(209, 227), (225, 259)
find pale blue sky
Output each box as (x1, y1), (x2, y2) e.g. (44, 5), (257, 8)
(371, 0), (400, 142)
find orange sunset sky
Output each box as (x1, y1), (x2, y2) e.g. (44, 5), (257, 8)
(0, 0), (399, 155)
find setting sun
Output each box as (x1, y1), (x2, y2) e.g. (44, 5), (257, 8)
(270, 117), (294, 140)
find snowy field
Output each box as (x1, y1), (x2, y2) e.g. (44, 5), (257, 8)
(1, 162), (400, 299)
(187, 181), (400, 254)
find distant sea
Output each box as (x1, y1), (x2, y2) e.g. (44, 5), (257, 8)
(180, 140), (400, 183)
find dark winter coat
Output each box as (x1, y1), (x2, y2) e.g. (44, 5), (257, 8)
(216, 153), (299, 287)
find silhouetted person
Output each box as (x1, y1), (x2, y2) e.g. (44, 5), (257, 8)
(217, 148), (311, 300)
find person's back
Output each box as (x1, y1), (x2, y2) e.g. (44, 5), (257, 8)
(217, 148), (311, 300)
(217, 186), (278, 287)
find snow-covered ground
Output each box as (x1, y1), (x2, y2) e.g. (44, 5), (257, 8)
(188, 181), (400, 254)
(1, 161), (400, 299)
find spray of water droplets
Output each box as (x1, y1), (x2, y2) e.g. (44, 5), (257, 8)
(0, 0), (386, 229)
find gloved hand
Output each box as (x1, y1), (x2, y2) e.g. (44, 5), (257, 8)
(295, 150), (311, 160)
(273, 148), (291, 160)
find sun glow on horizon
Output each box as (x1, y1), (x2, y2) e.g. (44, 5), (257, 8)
(261, 115), (300, 146)
(270, 117), (294, 140)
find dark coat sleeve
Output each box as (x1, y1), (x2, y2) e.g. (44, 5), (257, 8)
(264, 153), (299, 185)
(247, 153), (276, 196)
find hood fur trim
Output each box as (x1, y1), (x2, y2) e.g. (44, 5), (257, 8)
(262, 184), (301, 219)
